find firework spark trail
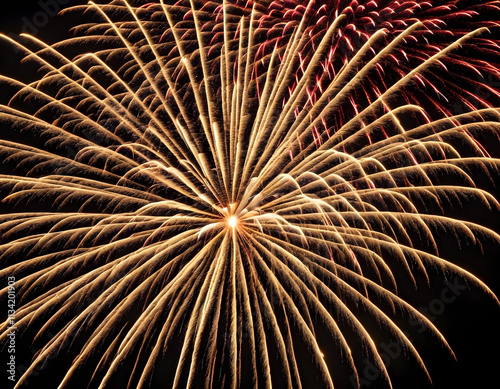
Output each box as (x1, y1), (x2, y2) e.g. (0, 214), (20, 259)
(0, 0), (500, 387)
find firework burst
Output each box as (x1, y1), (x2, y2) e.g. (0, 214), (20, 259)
(1, 0), (500, 387)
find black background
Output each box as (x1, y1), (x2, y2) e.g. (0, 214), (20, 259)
(0, 1), (499, 388)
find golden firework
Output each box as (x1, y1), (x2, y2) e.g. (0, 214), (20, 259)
(0, 0), (500, 387)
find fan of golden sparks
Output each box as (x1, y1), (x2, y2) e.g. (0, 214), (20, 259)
(1, 0), (500, 387)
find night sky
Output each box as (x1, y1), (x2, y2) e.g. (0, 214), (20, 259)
(0, 1), (500, 388)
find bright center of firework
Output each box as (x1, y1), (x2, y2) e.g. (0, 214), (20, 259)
(227, 216), (238, 228)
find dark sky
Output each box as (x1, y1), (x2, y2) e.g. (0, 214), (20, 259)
(0, 1), (500, 389)
(0, 1), (86, 36)
(0, 1), (87, 81)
